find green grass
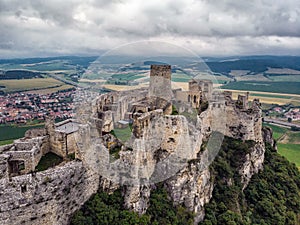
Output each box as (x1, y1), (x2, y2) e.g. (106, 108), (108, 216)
(35, 152), (63, 171)
(0, 139), (14, 146)
(111, 126), (132, 143)
(277, 143), (300, 168)
(0, 124), (44, 141)
(287, 131), (300, 143)
(264, 123), (300, 169)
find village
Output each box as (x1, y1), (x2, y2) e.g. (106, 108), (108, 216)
(264, 104), (300, 122)
(0, 89), (75, 124)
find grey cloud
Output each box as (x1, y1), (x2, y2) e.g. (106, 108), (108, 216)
(0, 0), (300, 58)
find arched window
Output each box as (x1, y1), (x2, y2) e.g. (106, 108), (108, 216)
(194, 95), (197, 103)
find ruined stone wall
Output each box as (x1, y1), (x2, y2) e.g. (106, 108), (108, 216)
(0, 161), (99, 225)
(45, 119), (67, 158)
(207, 93), (262, 142)
(24, 128), (46, 139)
(198, 80), (213, 100)
(0, 137), (50, 176)
(149, 65), (172, 101)
(66, 133), (77, 155)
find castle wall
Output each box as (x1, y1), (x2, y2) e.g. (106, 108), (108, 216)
(0, 137), (50, 177)
(0, 161), (99, 225)
(149, 65), (172, 101)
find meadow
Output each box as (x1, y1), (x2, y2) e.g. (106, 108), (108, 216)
(264, 123), (300, 169)
(277, 143), (300, 168)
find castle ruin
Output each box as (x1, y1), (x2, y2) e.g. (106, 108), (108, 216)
(0, 65), (264, 225)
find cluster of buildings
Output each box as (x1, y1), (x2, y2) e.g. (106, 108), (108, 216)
(285, 108), (300, 121)
(266, 105), (300, 121)
(0, 90), (75, 124)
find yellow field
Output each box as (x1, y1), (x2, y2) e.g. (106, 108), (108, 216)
(79, 78), (106, 83)
(103, 83), (148, 91)
(0, 78), (65, 93)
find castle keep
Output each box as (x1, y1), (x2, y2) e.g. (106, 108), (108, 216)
(0, 65), (264, 225)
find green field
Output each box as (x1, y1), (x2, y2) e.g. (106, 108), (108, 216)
(222, 81), (300, 95)
(111, 126), (132, 143)
(0, 124), (44, 141)
(286, 131), (300, 143)
(0, 139), (14, 146)
(277, 143), (300, 168)
(0, 78), (65, 93)
(0, 61), (75, 71)
(264, 123), (300, 168)
(266, 74), (300, 82)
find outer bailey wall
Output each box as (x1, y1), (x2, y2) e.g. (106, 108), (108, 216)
(0, 161), (98, 225)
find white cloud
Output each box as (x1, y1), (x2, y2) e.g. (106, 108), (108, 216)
(0, 0), (300, 58)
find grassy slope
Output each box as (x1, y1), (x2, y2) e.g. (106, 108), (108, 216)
(277, 143), (300, 168)
(264, 123), (300, 168)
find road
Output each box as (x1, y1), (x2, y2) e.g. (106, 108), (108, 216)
(47, 73), (81, 87)
(264, 118), (300, 129)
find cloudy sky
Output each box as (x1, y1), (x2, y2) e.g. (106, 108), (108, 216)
(0, 0), (300, 58)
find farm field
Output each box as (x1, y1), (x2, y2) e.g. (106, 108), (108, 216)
(25, 84), (74, 94)
(277, 144), (300, 169)
(221, 81), (300, 95)
(0, 78), (66, 93)
(264, 123), (300, 169)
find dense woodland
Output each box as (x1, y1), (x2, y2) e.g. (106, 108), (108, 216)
(71, 137), (300, 225)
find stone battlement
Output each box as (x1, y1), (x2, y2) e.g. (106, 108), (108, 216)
(150, 65), (171, 79)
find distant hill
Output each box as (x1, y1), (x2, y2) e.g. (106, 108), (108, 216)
(0, 56), (98, 69)
(0, 70), (45, 80)
(206, 56), (300, 75)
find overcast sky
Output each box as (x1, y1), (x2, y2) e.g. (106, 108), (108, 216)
(0, 0), (300, 58)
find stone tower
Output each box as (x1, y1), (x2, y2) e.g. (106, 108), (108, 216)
(149, 65), (172, 101)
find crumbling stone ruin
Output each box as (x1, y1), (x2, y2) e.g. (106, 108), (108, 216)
(0, 64), (266, 225)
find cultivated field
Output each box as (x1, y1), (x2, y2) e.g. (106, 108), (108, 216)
(0, 78), (66, 93)
(25, 84), (74, 94)
(0, 77), (75, 94)
(264, 123), (300, 169)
